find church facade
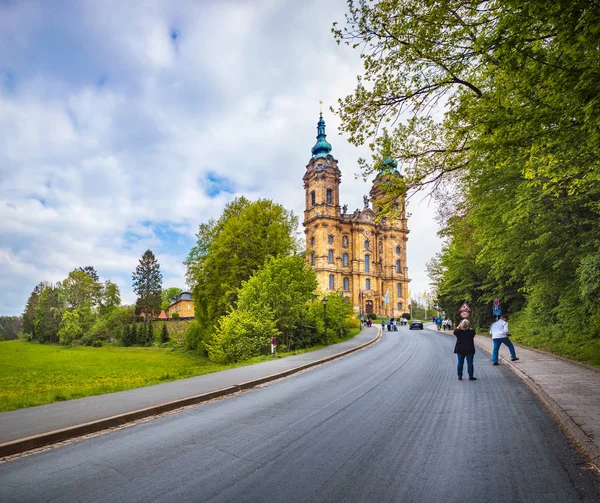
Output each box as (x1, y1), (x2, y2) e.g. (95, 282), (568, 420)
(303, 114), (410, 317)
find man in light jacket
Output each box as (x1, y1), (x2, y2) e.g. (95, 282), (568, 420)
(490, 314), (519, 366)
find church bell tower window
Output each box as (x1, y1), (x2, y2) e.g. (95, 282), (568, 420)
(328, 250), (334, 263)
(311, 191), (316, 206)
(326, 189), (332, 204)
(329, 275), (335, 290)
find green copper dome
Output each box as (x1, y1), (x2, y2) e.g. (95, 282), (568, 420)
(311, 113), (332, 159)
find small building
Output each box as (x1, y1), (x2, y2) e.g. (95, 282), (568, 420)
(167, 291), (195, 319)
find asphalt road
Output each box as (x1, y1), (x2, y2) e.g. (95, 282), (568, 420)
(1, 326), (598, 502)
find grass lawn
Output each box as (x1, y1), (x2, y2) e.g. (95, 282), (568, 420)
(0, 341), (232, 412)
(0, 326), (367, 412)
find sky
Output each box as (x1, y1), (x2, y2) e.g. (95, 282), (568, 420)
(0, 0), (441, 316)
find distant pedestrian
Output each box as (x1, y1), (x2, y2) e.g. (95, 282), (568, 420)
(454, 319), (477, 380)
(490, 314), (519, 365)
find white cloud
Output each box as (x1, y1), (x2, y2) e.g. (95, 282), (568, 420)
(0, 0), (441, 316)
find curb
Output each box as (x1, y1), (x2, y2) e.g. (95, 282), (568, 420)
(0, 329), (382, 458)
(474, 339), (600, 468)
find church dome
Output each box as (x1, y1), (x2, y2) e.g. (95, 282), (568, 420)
(311, 113), (332, 159)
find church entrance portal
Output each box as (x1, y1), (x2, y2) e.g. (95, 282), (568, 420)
(365, 300), (373, 314)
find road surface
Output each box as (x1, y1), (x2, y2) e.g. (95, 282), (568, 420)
(1, 326), (598, 502)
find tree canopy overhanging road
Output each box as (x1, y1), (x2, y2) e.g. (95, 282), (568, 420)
(1, 327), (598, 502)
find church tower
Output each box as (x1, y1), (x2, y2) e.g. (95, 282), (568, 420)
(303, 114), (410, 317)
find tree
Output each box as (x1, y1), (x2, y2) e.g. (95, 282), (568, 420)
(186, 197), (298, 349)
(131, 323), (138, 346)
(77, 266), (100, 282)
(335, 0), (600, 363)
(122, 324), (133, 347)
(0, 316), (22, 341)
(161, 287), (183, 312)
(58, 309), (82, 346)
(132, 250), (162, 324)
(160, 323), (169, 343)
(99, 281), (121, 317)
(22, 282), (47, 337)
(34, 285), (65, 343)
(235, 255), (318, 348)
(62, 269), (102, 310)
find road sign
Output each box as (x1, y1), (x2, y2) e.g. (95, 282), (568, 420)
(459, 311), (470, 318)
(493, 298), (500, 307)
(459, 302), (471, 312)
(493, 305), (501, 316)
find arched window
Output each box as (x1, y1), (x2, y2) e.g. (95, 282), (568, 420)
(342, 236), (348, 248)
(310, 237), (315, 247)
(366, 279), (371, 290)
(328, 235), (334, 244)
(311, 191), (316, 206)
(329, 275), (335, 290)
(311, 252), (315, 266)
(364, 254), (370, 273)
(396, 260), (401, 273)
(397, 302), (402, 310)
(328, 250), (334, 263)
(396, 245), (401, 254)
(343, 277), (349, 291)
(326, 189), (333, 204)
(342, 253), (349, 267)
(397, 283), (402, 296)
(364, 239), (370, 249)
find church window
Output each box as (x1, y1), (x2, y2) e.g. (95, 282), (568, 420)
(311, 237), (315, 247)
(311, 252), (315, 266)
(342, 236), (348, 248)
(396, 245), (401, 254)
(364, 239), (370, 249)
(397, 302), (402, 310)
(343, 277), (349, 291)
(366, 279), (371, 290)
(395, 203), (399, 211)
(397, 283), (402, 296)
(329, 275), (335, 290)
(328, 234), (334, 244)
(342, 253), (349, 267)
(364, 255), (370, 273)
(311, 191), (316, 206)
(326, 189), (333, 204)
(328, 250), (334, 263)
(396, 260), (401, 273)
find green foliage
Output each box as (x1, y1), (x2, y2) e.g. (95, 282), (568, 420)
(132, 249), (163, 321)
(160, 323), (169, 343)
(131, 323), (138, 346)
(34, 285), (65, 343)
(62, 269), (101, 310)
(184, 320), (204, 352)
(58, 309), (82, 345)
(122, 324), (133, 347)
(307, 293), (355, 345)
(186, 197), (298, 344)
(171, 312), (180, 319)
(22, 282), (47, 338)
(161, 287), (183, 312)
(0, 316), (22, 341)
(98, 281), (121, 317)
(207, 308), (277, 364)
(336, 0), (600, 363)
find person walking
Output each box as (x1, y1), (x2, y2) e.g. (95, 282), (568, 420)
(490, 314), (519, 365)
(453, 319), (477, 380)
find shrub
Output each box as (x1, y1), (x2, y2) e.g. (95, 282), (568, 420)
(184, 320), (204, 353)
(92, 340), (103, 347)
(402, 312), (411, 320)
(207, 309), (278, 363)
(160, 323), (169, 343)
(171, 312), (180, 319)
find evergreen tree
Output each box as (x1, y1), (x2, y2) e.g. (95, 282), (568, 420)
(22, 282), (47, 337)
(34, 285), (65, 343)
(122, 324), (132, 347)
(131, 323), (138, 346)
(132, 250), (162, 324)
(160, 323), (169, 343)
(146, 320), (154, 346)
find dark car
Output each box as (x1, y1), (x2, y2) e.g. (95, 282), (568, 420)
(409, 320), (424, 330)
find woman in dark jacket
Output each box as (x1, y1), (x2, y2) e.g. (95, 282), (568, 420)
(454, 319), (477, 381)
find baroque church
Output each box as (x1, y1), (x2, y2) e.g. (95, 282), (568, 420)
(303, 113), (410, 317)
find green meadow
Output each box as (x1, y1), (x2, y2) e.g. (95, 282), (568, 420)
(0, 341), (230, 412)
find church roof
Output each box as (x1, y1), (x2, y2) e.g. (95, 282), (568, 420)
(311, 113), (332, 159)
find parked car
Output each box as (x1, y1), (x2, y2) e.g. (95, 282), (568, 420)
(409, 320), (424, 330)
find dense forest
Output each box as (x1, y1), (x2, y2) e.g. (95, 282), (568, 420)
(334, 0), (600, 364)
